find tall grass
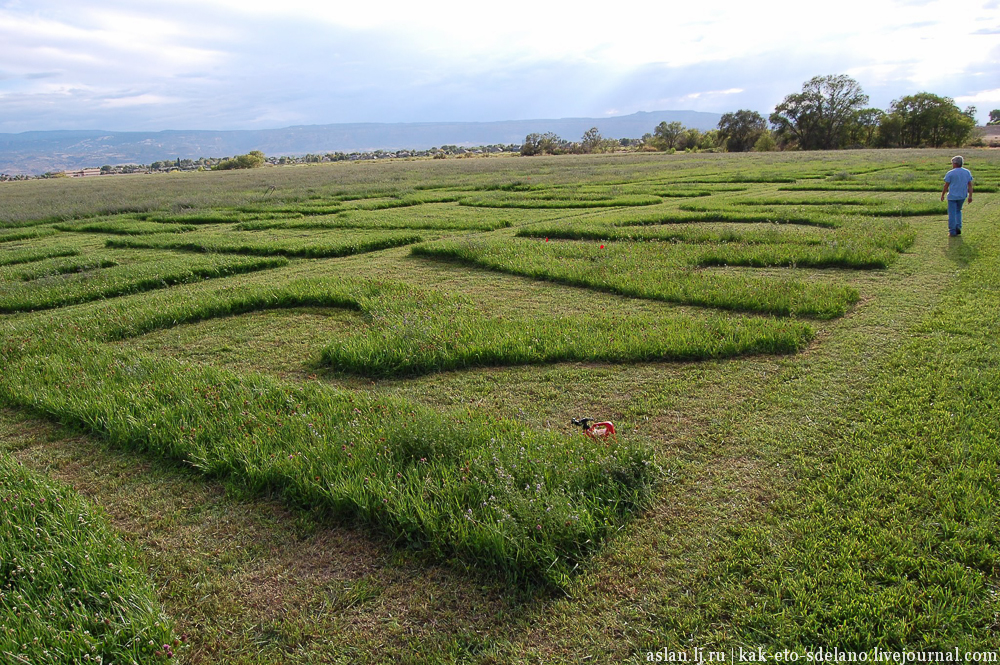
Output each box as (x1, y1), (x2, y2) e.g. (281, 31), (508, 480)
(323, 285), (814, 376)
(0, 228), (57, 243)
(458, 193), (663, 209)
(412, 239), (860, 318)
(0, 454), (180, 663)
(0, 254), (288, 313)
(596, 208), (839, 228)
(0, 247), (79, 268)
(54, 219), (198, 235)
(517, 223), (828, 245)
(105, 229), (425, 259)
(0, 343), (658, 587)
(236, 203), (518, 232)
(2, 257), (119, 283)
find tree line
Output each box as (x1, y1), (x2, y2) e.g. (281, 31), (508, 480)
(520, 74), (993, 156)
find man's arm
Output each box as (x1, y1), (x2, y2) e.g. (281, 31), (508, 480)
(941, 182), (949, 201)
(967, 180), (973, 203)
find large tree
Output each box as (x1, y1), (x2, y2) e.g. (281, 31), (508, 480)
(880, 93), (976, 148)
(769, 74), (869, 150)
(652, 121), (684, 150)
(717, 110), (767, 152)
(520, 132), (563, 156)
(850, 108), (886, 148)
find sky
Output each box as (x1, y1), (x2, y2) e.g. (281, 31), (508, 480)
(1, 0), (998, 133)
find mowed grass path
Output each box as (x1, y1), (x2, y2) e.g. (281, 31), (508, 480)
(1, 149), (998, 662)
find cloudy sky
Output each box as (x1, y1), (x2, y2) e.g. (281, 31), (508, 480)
(1, 0), (998, 133)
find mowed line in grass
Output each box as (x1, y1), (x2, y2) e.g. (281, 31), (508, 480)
(0, 246), (80, 267)
(0, 340), (657, 588)
(0, 449), (180, 662)
(0, 228), (57, 243)
(1, 255), (120, 282)
(104, 229), (426, 258)
(516, 217), (915, 255)
(1, 276), (814, 375)
(0, 253), (288, 313)
(54, 219), (199, 235)
(696, 214), (1000, 648)
(412, 239), (861, 318)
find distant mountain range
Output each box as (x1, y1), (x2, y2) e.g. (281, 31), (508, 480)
(0, 110), (722, 175)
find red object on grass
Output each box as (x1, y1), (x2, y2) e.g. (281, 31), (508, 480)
(585, 421), (616, 439)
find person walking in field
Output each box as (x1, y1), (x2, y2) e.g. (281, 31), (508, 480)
(941, 155), (974, 236)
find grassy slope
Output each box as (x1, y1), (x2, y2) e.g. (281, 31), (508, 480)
(1, 150), (997, 663)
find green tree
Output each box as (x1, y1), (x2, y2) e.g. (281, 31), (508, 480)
(213, 150), (266, 170)
(988, 109), (1000, 126)
(850, 108), (885, 147)
(676, 128), (702, 151)
(652, 121), (684, 150)
(770, 74), (869, 150)
(752, 130), (777, 152)
(520, 132), (563, 156)
(580, 127), (605, 154)
(717, 110), (767, 152)
(880, 93), (976, 147)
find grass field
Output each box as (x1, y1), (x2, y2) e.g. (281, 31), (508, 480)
(1, 149), (998, 663)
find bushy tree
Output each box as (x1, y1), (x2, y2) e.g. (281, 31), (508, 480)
(880, 93), (976, 147)
(770, 75), (869, 150)
(717, 110), (767, 152)
(652, 121), (684, 150)
(752, 130), (777, 152)
(520, 132), (563, 156)
(850, 108), (885, 147)
(214, 150), (266, 170)
(676, 128), (702, 151)
(580, 127), (612, 154)
(988, 109), (1000, 126)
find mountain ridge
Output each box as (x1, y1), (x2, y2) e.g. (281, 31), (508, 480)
(0, 110), (722, 175)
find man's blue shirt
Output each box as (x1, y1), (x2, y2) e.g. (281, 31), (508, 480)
(945, 167), (973, 200)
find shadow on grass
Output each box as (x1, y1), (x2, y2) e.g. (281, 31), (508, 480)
(945, 234), (978, 266)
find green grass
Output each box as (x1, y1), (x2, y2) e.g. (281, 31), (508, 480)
(458, 193), (663, 209)
(781, 183), (998, 193)
(0, 342), (657, 588)
(0, 452), (180, 663)
(413, 238), (861, 318)
(320, 283), (814, 376)
(692, 206), (1000, 650)
(0, 228), (57, 243)
(2, 256), (120, 283)
(602, 207), (839, 228)
(235, 202), (522, 232)
(54, 219), (198, 235)
(517, 222), (828, 245)
(0, 253), (288, 313)
(105, 229), (426, 258)
(1, 149), (999, 661)
(0, 246), (79, 268)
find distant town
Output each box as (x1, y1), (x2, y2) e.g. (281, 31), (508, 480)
(0, 144), (523, 181)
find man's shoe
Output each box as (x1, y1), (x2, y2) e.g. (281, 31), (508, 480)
(956, 228), (961, 235)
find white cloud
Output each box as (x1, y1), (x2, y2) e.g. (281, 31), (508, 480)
(100, 94), (177, 108)
(1, 0), (998, 131)
(955, 89), (1000, 105)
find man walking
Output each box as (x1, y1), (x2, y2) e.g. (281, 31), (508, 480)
(941, 155), (974, 237)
